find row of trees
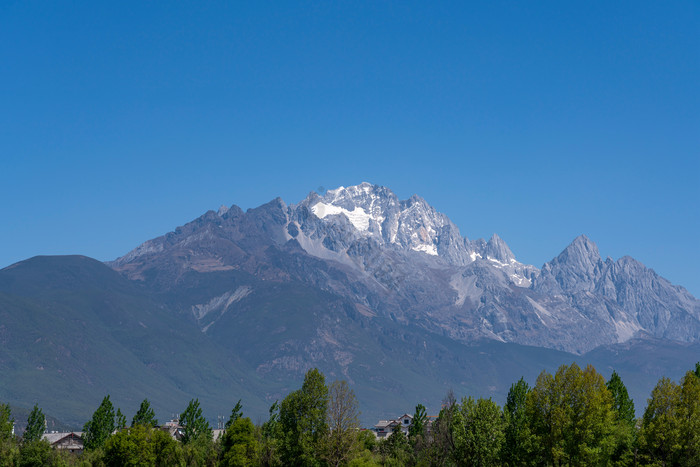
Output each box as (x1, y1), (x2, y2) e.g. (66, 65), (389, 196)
(1, 362), (698, 466)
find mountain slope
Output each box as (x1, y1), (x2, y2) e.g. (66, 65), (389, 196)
(112, 183), (700, 354)
(0, 256), (268, 426)
(2, 183), (698, 426)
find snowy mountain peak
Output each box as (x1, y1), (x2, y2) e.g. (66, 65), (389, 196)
(485, 233), (516, 264)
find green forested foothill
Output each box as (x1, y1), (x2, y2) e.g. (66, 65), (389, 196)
(2, 363), (700, 466)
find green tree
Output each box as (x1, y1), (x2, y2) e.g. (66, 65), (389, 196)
(103, 423), (182, 467)
(0, 403), (13, 442)
(22, 404), (45, 444)
(0, 404), (18, 467)
(179, 398), (212, 445)
(181, 432), (218, 466)
(226, 400), (243, 429)
(408, 404), (426, 441)
(425, 390), (457, 466)
(606, 371), (636, 466)
(115, 408), (127, 431)
(279, 368), (329, 466)
(639, 376), (682, 465)
(18, 439), (65, 467)
(452, 397), (505, 467)
(83, 395), (116, 451)
(607, 371), (636, 427)
(324, 380), (360, 467)
(259, 400), (282, 467)
(378, 424), (412, 466)
(502, 377), (534, 466)
(679, 370), (700, 466)
(527, 363), (616, 466)
(132, 399), (158, 428)
(220, 417), (258, 467)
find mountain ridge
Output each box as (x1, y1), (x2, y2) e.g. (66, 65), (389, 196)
(1, 183), (699, 426)
(110, 182), (700, 355)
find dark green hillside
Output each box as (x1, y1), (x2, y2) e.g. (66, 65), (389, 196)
(2, 256), (699, 428)
(0, 256), (267, 427)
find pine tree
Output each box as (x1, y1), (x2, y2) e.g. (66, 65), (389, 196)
(131, 399), (158, 428)
(0, 403), (13, 442)
(115, 408), (127, 430)
(408, 404), (426, 440)
(180, 398), (212, 445)
(503, 377), (533, 466)
(22, 404), (45, 443)
(83, 395), (116, 451)
(220, 417), (258, 467)
(225, 399), (243, 429)
(606, 371), (636, 427)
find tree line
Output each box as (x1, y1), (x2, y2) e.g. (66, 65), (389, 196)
(0, 362), (698, 466)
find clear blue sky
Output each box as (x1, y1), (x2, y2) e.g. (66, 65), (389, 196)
(1, 1), (698, 296)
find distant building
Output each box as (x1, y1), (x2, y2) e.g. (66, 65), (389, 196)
(158, 419), (224, 441)
(373, 413), (413, 439)
(42, 432), (84, 454)
(373, 412), (439, 439)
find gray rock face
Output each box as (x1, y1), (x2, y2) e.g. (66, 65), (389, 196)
(110, 183), (700, 354)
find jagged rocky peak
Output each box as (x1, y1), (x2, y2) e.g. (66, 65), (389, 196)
(298, 182), (475, 264)
(559, 235), (602, 270)
(538, 234), (605, 293)
(301, 183), (395, 232)
(484, 233), (516, 264)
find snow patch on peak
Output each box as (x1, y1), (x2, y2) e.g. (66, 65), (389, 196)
(412, 243), (438, 256)
(311, 202), (371, 231)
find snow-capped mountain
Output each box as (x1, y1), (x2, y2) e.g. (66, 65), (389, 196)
(110, 182), (700, 355)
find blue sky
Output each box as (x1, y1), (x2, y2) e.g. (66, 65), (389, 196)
(1, 1), (698, 295)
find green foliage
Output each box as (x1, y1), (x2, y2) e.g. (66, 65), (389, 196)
(0, 403), (17, 467)
(103, 424), (182, 466)
(639, 376), (682, 465)
(502, 377), (534, 466)
(346, 448), (381, 467)
(225, 400), (243, 429)
(220, 417), (258, 466)
(259, 401), (282, 467)
(324, 379), (360, 467)
(695, 362), (700, 379)
(131, 399), (158, 428)
(0, 403), (14, 442)
(23, 404), (45, 444)
(356, 430), (377, 452)
(679, 369), (700, 466)
(18, 439), (66, 467)
(605, 371), (637, 466)
(83, 396), (116, 451)
(451, 396), (505, 467)
(408, 404), (426, 441)
(180, 398), (212, 445)
(527, 363), (616, 466)
(378, 424), (412, 466)
(261, 400), (280, 440)
(424, 390), (457, 466)
(639, 368), (700, 466)
(607, 371), (636, 427)
(115, 408), (127, 431)
(181, 431), (218, 466)
(279, 368), (329, 466)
